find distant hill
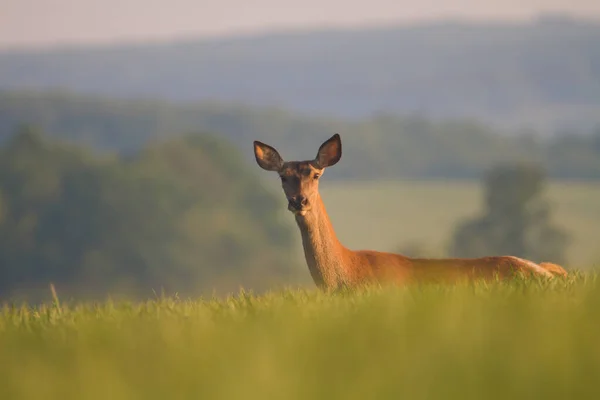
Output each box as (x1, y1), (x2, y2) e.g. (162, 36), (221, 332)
(1, 16), (600, 132)
(2, 90), (600, 180)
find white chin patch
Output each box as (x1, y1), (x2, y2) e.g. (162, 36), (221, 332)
(294, 210), (307, 216)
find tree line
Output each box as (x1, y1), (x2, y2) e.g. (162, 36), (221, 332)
(1, 91), (600, 181)
(0, 126), (575, 301)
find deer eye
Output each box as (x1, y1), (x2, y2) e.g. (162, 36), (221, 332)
(313, 173), (320, 180)
(280, 175), (288, 183)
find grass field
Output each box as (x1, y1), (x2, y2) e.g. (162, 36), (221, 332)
(317, 180), (600, 269)
(1, 275), (599, 399)
(2, 179), (598, 399)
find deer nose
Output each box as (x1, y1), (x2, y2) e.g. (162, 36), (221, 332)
(288, 195), (308, 210)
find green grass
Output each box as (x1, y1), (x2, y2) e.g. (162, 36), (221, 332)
(318, 180), (600, 268)
(1, 275), (600, 399)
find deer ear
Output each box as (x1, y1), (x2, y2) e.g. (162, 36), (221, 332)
(254, 140), (284, 171)
(315, 134), (342, 168)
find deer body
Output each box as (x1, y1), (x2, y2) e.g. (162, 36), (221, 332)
(254, 134), (567, 290)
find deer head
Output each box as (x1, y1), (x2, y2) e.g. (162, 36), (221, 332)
(253, 134), (342, 216)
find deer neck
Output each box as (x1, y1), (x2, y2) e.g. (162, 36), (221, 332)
(294, 194), (349, 289)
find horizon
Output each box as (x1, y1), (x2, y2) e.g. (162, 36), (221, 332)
(0, 13), (598, 53)
(2, 0), (600, 50)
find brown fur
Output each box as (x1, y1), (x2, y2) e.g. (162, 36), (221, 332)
(254, 134), (568, 290)
(539, 262), (568, 277)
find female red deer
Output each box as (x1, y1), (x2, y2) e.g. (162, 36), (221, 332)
(253, 134), (567, 290)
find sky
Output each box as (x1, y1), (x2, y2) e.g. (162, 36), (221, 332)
(2, 0), (600, 49)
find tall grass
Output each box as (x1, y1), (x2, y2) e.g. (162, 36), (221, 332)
(1, 274), (599, 399)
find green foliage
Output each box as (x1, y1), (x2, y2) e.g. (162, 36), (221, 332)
(2, 91), (600, 180)
(0, 128), (295, 300)
(450, 164), (568, 263)
(0, 274), (598, 399)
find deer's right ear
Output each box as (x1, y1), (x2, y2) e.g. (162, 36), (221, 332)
(253, 141), (284, 171)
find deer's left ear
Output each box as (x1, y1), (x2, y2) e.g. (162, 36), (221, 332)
(315, 134), (342, 168)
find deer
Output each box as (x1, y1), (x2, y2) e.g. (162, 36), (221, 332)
(253, 134), (568, 290)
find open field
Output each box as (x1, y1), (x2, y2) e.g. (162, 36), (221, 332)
(316, 180), (600, 269)
(1, 275), (599, 399)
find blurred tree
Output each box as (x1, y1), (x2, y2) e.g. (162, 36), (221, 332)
(0, 128), (295, 300)
(449, 163), (568, 263)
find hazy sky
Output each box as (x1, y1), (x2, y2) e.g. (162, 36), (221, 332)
(2, 0), (600, 49)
